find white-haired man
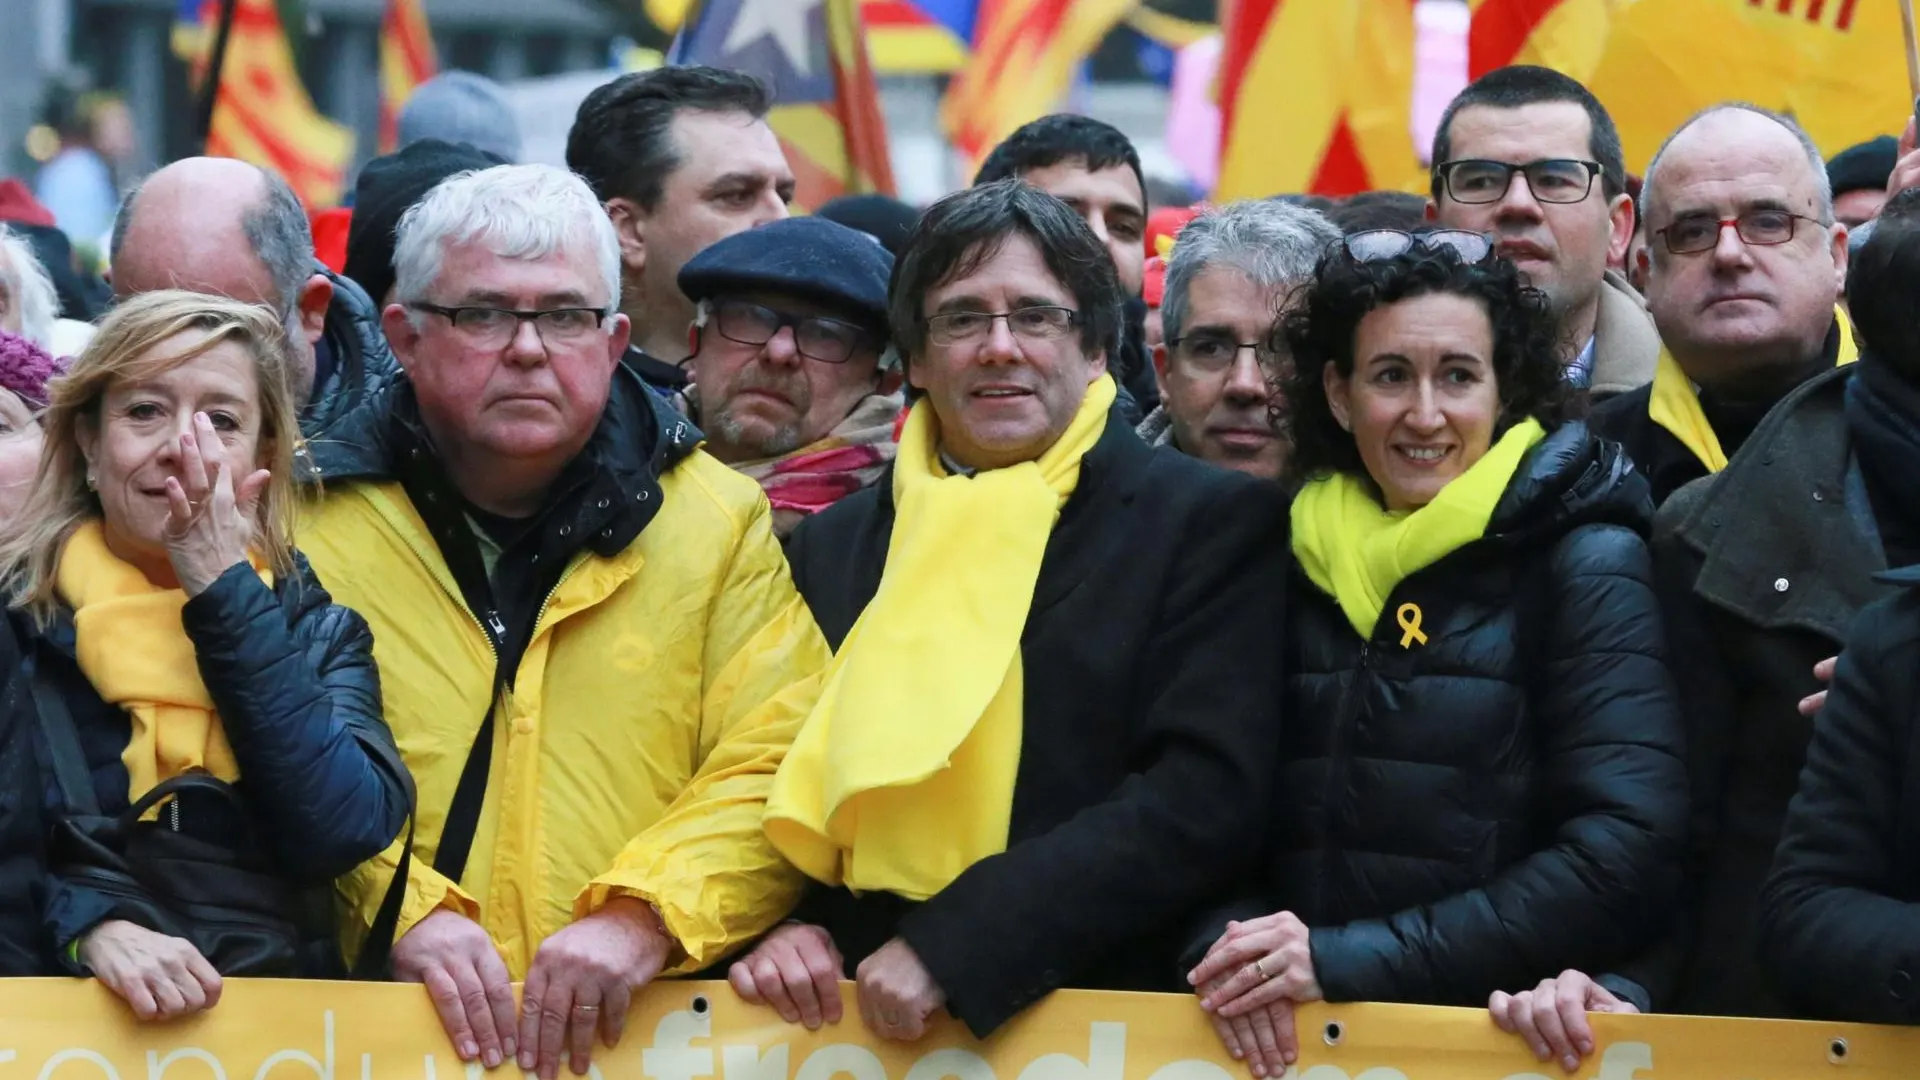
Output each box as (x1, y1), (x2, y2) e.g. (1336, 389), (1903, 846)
(298, 164), (830, 1079)
(1137, 200), (1339, 481)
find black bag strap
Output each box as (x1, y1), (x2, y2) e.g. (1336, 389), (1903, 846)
(348, 712), (419, 979)
(433, 656), (506, 884)
(28, 663), (100, 817)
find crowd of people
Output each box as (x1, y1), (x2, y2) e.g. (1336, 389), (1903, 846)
(0, 55), (1918, 1080)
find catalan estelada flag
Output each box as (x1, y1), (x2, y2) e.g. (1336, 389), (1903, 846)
(671, 0), (897, 211)
(174, 0), (356, 207)
(864, 0), (976, 72)
(379, 0), (439, 152)
(1469, 0), (1906, 169)
(939, 0), (1136, 171)
(1216, 0), (1421, 199)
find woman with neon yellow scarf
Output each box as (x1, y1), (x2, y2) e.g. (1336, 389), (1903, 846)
(1186, 232), (1686, 1078)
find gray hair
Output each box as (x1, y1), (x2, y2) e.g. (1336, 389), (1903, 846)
(110, 164), (315, 317)
(393, 164), (621, 311)
(1162, 200), (1341, 345)
(0, 226), (59, 349)
(1640, 103), (1835, 227)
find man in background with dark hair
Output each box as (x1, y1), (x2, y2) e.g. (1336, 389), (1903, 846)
(1826, 135), (1896, 229)
(1429, 65), (1657, 399)
(973, 114), (1158, 417)
(566, 66), (795, 394)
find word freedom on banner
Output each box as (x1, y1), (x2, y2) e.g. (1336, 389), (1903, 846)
(2, 979), (1919, 1080)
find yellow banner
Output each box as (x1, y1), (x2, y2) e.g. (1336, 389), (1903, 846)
(10, 978), (1920, 1080)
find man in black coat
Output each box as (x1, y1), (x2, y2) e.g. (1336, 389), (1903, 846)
(1589, 105), (1852, 505)
(728, 180), (1288, 1041)
(1494, 164), (1920, 1062)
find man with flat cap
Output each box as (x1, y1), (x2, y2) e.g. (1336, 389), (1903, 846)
(678, 216), (904, 538)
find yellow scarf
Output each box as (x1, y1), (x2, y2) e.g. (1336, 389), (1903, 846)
(55, 519), (267, 810)
(1649, 307), (1857, 474)
(1291, 419), (1547, 640)
(764, 374), (1118, 900)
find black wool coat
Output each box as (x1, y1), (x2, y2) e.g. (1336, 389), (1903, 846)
(784, 409), (1290, 1038)
(1759, 565), (1920, 1024)
(1189, 422), (1687, 1006)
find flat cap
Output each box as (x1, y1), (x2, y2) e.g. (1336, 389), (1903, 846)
(678, 216), (893, 333)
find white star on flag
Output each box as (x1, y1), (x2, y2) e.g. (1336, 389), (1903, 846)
(723, 0), (823, 77)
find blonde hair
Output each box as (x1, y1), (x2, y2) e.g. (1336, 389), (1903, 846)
(0, 290), (301, 622)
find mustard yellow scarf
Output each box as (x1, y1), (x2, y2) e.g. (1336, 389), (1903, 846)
(1649, 307), (1856, 474)
(764, 374), (1118, 900)
(1291, 419), (1547, 640)
(55, 519), (267, 809)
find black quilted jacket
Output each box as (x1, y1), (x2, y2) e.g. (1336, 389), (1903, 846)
(1190, 422), (1687, 1005)
(13, 555), (408, 970)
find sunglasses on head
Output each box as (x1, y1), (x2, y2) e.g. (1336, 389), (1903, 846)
(1342, 229), (1495, 265)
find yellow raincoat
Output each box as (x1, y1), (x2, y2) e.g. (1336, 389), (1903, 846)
(301, 451), (829, 976)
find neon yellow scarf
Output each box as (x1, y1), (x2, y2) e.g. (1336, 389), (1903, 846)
(1649, 307), (1856, 474)
(54, 519), (272, 811)
(765, 374), (1118, 900)
(1291, 419), (1547, 640)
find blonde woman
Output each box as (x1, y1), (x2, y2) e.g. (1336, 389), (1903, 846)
(0, 291), (407, 1019)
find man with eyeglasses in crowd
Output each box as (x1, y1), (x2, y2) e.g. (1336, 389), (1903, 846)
(299, 163), (829, 1080)
(1138, 199), (1339, 481)
(1491, 103), (1860, 1066)
(673, 216), (903, 538)
(1428, 66), (1659, 400)
(727, 179), (1287, 1043)
(1589, 104), (1855, 505)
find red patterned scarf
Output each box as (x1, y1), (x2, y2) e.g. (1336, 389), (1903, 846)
(732, 392), (905, 538)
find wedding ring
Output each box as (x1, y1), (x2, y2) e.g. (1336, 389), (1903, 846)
(572, 1004), (601, 1013)
(1253, 958), (1270, 981)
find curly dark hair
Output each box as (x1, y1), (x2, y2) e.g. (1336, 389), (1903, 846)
(1277, 241), (1575, 488)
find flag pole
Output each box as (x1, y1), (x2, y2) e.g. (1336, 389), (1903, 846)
(196, 0), (243, 150)
(1902, 0), (1920, 98)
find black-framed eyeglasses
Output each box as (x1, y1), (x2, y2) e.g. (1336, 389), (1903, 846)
(1654, 208), (1827, 255)
(924, 305), (1079, 347)
(1434, 158), (1604, 205)
(1167, 332), (1281, 374)
(410, 303), (609, 347)
(709, 299), (875, 365)
(1343, 228), (1494, 265)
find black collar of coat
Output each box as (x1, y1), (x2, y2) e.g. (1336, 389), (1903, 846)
(866, 405), (1150, 618)
(303, 363), (701, 561)
(1484, 419), (1653, 544)
(1666, 363), (1882, 637)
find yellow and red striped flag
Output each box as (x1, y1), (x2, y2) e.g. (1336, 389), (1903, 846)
(1468, 0), (1907, 170)
(939, 0), (1136, 172)
(378, 0), (439, 152)
(177, 0), (355, 207)
(1216, 0), (1422, 199)
(671, 0), (897, 211)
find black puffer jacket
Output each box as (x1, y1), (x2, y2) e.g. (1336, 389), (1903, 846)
(1196, 423), (1687, 1004)
(301, 267), (401, 442)
(13, 556), (409, 972)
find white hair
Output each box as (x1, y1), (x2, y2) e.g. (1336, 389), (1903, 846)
(0, 226), (60, 349)
(393, 163), (621, 312)
(1640, 103), (1835, 227)
(1162, 200), (1341, 346)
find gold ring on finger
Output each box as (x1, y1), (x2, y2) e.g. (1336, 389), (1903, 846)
(1253, 958), (1270, 980)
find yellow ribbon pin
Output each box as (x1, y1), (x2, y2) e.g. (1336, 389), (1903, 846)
(1396, 603), (1428, 649)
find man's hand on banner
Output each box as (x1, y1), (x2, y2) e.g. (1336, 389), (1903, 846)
(391, 910), (519, 1070)
(855, 937), (946, 1041)
(1192, 972), (1295, 1078)
(729, 923), (845, 1030)
(1489, 969), (1639, 1075)
(518, 898), (674, 1080)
